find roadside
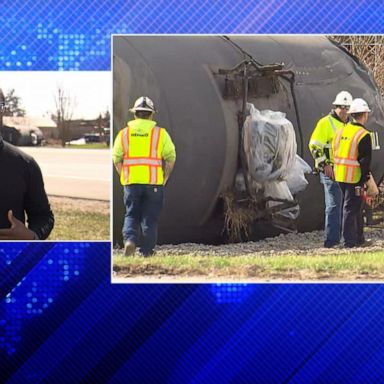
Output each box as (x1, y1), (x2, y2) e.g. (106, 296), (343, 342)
(112, 226), (384, 282)
(66, 143), (109, 149)
(20, 146), (110, 200)
(114, 188), (384, 282)
(48, 196), (109, 240)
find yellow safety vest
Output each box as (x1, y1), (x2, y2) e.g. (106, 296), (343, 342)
(332, 122), (369, 184)
(121, 125), (165, 185)
(309, 114), (344, 164)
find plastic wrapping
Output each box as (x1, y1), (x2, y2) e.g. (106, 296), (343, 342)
(286, 155), (312, 195)
(242, 104), (311, 221)
(264, 181), (300, 220)
(243, 104), (297, 184)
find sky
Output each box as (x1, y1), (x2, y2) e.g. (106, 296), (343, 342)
(0, 71), (111, 120)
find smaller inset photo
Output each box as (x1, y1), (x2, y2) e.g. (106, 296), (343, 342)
(0, 72), (110, 240)
(112, 35), (384, 283)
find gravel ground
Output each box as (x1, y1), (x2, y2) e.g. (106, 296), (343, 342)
(153, 227), (384, 257)
(113, 226), (384, 282)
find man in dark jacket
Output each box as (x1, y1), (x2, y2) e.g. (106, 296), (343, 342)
(0, 135), (54, 240)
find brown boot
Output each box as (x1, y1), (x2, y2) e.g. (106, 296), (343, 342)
(124, 240), (136, 256)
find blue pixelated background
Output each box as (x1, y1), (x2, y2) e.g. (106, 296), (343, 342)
(2, 1), (384, 383)
(1, 0), (384, 70)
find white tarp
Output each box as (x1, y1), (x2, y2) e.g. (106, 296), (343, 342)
(243, 104), (311, 220)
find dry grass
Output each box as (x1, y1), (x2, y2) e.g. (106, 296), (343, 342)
(48, 196), (110, 240)
(222, 191), (261, 242)
(113, 250), (384, 281)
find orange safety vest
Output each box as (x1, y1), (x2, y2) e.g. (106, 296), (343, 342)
(333, 123), (368, 184)
(121, 125), (164, 185)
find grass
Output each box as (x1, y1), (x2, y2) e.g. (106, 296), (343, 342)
(48, 198), (109, 240)
(66, 143), (109, 149)
(113, 250), (384, 280)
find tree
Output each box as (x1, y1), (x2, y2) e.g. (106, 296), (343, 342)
(3, 88), (26, 117)
(330, 36), (384, 96)
(103, 109), (110, 123)
(54, 85), (76, 147)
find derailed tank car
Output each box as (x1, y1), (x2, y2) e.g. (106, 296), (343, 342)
(113, 36), (384, 246)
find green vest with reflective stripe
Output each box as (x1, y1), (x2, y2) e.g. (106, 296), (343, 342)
(332, 122), (369, 184)
(121, 124), (165, 185)
(309, 114), (344, 164)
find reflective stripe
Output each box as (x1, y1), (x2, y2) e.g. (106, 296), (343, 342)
(345, 166), (354, 183)
(123, 158), (162, 166)
(333, 129), (343, 156)
(122, 127), (130, 182)
(309, 139), (325, 148)
(122, 127), (129, 153)
(150, 166), (157, 184)
(349, 128), (366, 160)
(333, 157), (360, 166)
(151, 127), (161, 157)
(149, 127), (161, 184)
(328, 116), (337, 133)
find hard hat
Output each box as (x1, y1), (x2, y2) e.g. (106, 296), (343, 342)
(332, 91), (353, 107)
(347, 98), (371, 114)
(129, 96), (156, 113)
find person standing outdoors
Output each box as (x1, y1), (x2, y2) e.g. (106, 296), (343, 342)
(0, 87), (54, 240)
(309, 91), (353, 248)
(332, 98), (372, 248)
(113, 97), (176, 256)
(0, 135), (54, 240)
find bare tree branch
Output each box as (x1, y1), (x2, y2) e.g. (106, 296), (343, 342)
(330, 35), (384, 96)
(54, 85), (76, 147)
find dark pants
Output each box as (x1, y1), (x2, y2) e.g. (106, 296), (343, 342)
(122, 184), (164, 255)
(338, 182), (365, 247)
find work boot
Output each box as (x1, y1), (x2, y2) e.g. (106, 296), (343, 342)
(324, 241), (340, 248)
(139, 248), (155, 257)
(124, 240), (136, 256)
(357, 239), (374, 248)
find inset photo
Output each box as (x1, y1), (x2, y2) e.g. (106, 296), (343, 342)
(112, 35), (384, 282)
(0, 71), (110, 240)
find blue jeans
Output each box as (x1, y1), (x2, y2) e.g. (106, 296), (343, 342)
(122, 184), (164, 256)
(320, 173), (342, 246)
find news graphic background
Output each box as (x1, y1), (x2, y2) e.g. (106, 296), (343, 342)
(2, 1), (384, 383)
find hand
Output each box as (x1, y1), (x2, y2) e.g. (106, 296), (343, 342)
(114, 162), (122, 176)
(323, 164), (335, 180)
(0, 210), (36, 240)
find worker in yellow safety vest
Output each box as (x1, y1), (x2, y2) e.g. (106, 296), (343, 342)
(332, 98), (372, 248)
(113, 96), (176, 256)
(309, 91), (352, 247)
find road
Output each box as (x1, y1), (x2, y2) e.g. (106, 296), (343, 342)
(20, 147), (110, 201)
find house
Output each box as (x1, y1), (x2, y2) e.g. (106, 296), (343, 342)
(2, 116), (48, 145)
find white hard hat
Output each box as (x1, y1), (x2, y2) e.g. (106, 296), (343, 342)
(129, 96), (156, 113)
(348, 98), (371, 114)
(332, 91), (353, 107)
